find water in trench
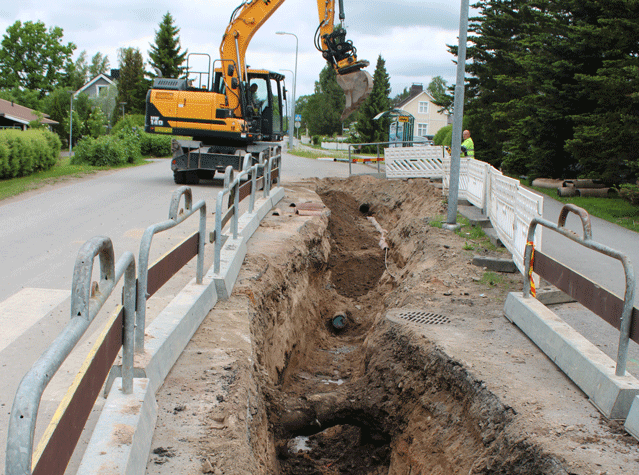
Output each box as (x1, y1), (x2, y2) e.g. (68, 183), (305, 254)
(250, 179), (567, 474)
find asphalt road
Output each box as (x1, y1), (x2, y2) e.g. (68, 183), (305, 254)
(0, 158), (223, 471)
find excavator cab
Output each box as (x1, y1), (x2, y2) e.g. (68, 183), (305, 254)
(212, 69), (285, 143)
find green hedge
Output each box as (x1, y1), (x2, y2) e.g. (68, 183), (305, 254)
(0, 129), (61, 179)
(72, 135), (141, 166)
(140, 133), (172, 157)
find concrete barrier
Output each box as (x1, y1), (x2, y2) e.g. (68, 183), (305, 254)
(504, 292), (639, 420)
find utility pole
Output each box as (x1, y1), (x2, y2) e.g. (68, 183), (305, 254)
(69, 92), (74, 156)
(444, 0), (470, 231)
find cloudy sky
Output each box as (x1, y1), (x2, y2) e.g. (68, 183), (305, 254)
(0, 0), (466, 100)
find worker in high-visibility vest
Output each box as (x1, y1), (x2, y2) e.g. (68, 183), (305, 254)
(461, 130), (474, 157)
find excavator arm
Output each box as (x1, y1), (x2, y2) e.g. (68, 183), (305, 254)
(220, 0), (373, 119)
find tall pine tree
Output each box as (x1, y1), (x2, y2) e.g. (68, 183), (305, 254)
(116, 47), (148, 115)
(564, 0), (639, 182)
(355, 55), (391, 146)
(148, 12), (187, 79)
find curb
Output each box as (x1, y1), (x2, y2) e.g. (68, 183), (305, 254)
(77, 187), (284, 473)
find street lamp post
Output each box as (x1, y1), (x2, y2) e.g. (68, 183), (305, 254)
(276, 31), (298, 150)
(119, 102), (127, 120)
(279, 68), (294, 146)
(69, 92), (74, 156)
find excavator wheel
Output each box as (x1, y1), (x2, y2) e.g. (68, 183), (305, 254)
(337, 69), (374, 120)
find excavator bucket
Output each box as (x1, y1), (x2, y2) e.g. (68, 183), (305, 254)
(337, 69), (374, 120)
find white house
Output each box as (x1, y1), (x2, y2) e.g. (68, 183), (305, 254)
(395, 84), (449, 140)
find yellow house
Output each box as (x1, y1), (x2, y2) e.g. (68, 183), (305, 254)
(395, 84), (449, 140)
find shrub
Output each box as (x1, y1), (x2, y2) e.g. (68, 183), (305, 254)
(619, 184), (639, 206)
(312, 135), (321, 146)
(0, 129), (61, 179)
(111, 114), (145, 136)
(433, 125), (452, 146)
(73, 136), (127, 166)
(140, 133), (172, 157)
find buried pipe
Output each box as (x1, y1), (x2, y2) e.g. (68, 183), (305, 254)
(331, 312), (348, 330)
(367, 216), (389, 251)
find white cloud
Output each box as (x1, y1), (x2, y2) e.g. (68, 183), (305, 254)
(0, 0), (466, 97)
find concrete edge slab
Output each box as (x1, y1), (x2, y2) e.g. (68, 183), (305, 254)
(76, 378), (157, 475)
(504, 292), (639, 419)
(471, 255), (517, 273)
(535, 286), (576, 305)
(239, 212), (260, 239)
(625, 396), (639, 440)
(209, 237), (248, 300)
(142, 276), (218, 395)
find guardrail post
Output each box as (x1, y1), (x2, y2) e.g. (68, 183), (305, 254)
(232, 176), (240, 240)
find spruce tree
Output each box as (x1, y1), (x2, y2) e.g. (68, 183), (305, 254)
(116, 47), (148, 115)
(148, 12), (187, 79)
(355, 55), (391, 147)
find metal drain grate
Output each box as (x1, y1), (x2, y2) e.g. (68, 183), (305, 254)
(396, 311), (451, 325)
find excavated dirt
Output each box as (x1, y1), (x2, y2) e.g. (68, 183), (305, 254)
(147, 176), (639, 475)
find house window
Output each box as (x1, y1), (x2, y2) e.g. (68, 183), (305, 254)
(417, 123), (428, 137)
(97, 85), (108, 97)
(418, 101), (429, 114)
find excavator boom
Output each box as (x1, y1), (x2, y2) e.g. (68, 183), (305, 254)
(221, 0), (372, 119)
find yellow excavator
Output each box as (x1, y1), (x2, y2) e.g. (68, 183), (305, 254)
(145, 0), (373, 184)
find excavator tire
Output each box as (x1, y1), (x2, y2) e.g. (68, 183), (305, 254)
(337, 69), (374, 120)
(174, 171), (186, 184)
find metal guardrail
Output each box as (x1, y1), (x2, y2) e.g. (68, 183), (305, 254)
(136, 187), (206, 352)
(5, 149), (282, 475)
(524, 204), (636, 376)
(213, 147), (281, 274)
(6, 237), (136, 475)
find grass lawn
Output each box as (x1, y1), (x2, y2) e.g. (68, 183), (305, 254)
(0, 156), (151, 202)
(529, 185), (639, 233)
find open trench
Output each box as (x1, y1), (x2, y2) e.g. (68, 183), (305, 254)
(240, 178), (569, 475)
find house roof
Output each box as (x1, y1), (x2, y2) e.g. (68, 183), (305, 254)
(75, 73), (116, 96)
(0, 98), (58, 126)
(396, 90), (435, 110)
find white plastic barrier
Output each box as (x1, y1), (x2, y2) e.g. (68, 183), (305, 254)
(385, 146), (445, 179)
(396, 149), (543, 275)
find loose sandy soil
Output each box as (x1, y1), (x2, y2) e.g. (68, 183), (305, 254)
(146, 176), (639, 474)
